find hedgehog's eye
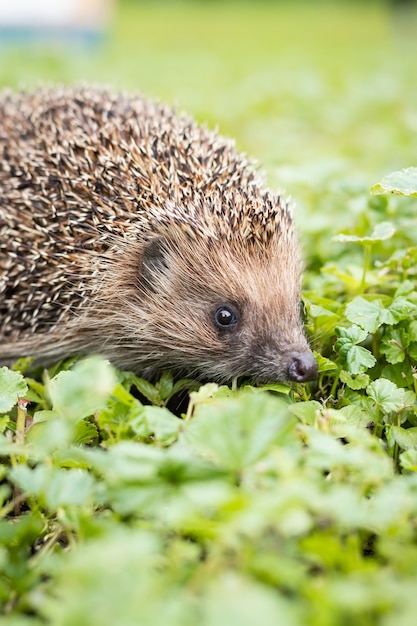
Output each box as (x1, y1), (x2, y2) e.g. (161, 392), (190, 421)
(214, 305), (238, 328)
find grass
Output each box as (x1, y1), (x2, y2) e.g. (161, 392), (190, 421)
(1, 1), (417, 624)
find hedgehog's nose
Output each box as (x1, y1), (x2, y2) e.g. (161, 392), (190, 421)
(287, 351), (318, 383)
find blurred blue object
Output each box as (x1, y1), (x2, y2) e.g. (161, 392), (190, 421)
(0, 0), (113, 46)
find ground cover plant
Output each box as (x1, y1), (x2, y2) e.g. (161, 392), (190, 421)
(1, 1), (417, 624)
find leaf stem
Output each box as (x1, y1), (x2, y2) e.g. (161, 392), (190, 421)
(360, 244), (372, 292)
(15, 402), (27, 446)
(330, 371), (341, 401)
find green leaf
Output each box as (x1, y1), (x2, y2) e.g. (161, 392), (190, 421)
(388, 426), (417, 451)
(333, 221), (396, 244)
(157, 370), (174, 402)
(340, 371), (370, 390)
(408, 343), (417, 361)
(74, 420), (99, 446)
(129, 375), (162, 405)
(32, 409), (58, 423)
(344, 297), (411, 334)
(388, 296), (417, 322)
(335, 325), (368, 345)
(335, 324), (377, 373)
(394, 280), (416, 297)
(131, 406), (181, 444)
(49, 357), (117, 421)
(315, 353), (338, 374)
(347, 296), (416, 337)
(366, 379), (406, 413)
(400, 449), (417, 472)
(335, 327), (377, 375)
(344, 345), (377, 374)
(247, 383), (291, 394)
(0, 367), (28, 413)
(309, 304), (339, 319)
(188, 383), (221, 405)
(338, 405), (372, 427)
(345, 298), (384, 333)
(10, 465), (96, 510)
(380, 329), (406, 364)
(171, 377), (201, 397)
(184, 393), (295, 471)
(289, 401), (323, 425)
(42, 530), (176, 626)
(371, 167), (417, 197)
(408, 320), (417, 343)
(10, 356), (34, 374)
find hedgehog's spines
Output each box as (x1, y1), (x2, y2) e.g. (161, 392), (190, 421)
(0, 85), (302, 372)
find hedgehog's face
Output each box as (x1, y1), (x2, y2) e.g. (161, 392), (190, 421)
(206, 298), (317, 384)
(199, 242), (317, 384)
(135, 232), (317, 385)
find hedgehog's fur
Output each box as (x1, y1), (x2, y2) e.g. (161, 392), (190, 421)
(0, 86), (317, 383)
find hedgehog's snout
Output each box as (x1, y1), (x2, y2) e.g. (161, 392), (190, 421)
(287, 351), (318, 383)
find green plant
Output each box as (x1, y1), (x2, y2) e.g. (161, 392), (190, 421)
(0, 170), (417, 625)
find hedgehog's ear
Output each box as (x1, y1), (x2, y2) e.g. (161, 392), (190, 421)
(140, 237), (171, 287)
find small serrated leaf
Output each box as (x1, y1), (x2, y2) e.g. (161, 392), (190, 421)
(366, 379), (406, 413)
(335, 324), (368, 345)
(340, 371), (370, 390)
(345, 298), (389, 333)
(343, 345), (377, 375)
(388, 297), (417, 322)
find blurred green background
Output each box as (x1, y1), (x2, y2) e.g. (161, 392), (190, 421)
(1, 0), (416, 247)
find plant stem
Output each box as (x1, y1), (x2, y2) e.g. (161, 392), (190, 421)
(360, 244), (372, 292)
(330, 371), (341, 401)
(15, 403), (26, 446)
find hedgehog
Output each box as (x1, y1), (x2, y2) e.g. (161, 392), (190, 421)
(0, 85), (317, 384)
